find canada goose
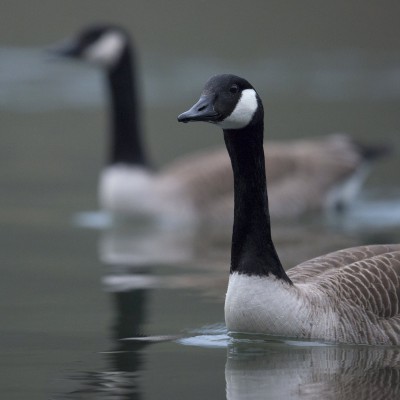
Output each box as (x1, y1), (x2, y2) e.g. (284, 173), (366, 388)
(178, 74), (400, 345)
(51, 25), (385, 221)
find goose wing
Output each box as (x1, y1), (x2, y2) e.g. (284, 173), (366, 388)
(288, 244), (400, 319)
(265, 133), (362, 183)
(288, 244), (400, 282)
(288, 245), (400, 343)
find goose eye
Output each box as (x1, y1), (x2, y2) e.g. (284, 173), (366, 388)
(229, 84), (239, 94)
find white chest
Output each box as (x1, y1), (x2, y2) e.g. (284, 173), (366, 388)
(98, 165), (196, 222)
(224, 273), (337, 339)
(99, 165), (157, 213)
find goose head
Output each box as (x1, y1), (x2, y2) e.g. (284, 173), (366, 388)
(50, 25), (128, 68)
(178, 74), (263, 130)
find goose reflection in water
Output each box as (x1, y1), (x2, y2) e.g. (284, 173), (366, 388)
(226, 340), (400, 400)
(97, 213), (364, 273)
(59, 287), (149, 399)
(99, 221), (369, 302)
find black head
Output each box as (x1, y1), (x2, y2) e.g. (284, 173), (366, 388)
(49, 24), (128, 68)
(177, 74), (262, 130)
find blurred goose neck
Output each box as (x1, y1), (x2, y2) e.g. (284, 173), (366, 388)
(223, 123), (291, 282)
(107, 46), (148, 166)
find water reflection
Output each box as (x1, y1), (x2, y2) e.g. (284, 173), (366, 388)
(61, 286), (149, 399)
(95, 213), (361, 264)
(98, 217), (197, 267)
(226, 340), (400, 400)
(326, 190), (400, 233)
(60, 217), (199, 399)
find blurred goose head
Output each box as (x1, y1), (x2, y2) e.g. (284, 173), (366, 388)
(51, 25), (128, 68)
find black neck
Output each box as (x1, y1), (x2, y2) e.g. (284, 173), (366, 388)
(107, 45), (148, 166)
(223, 118), (291, 283)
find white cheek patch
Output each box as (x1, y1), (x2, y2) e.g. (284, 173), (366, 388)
(218, 89), (258, 130)
(84, 31), (125, 67)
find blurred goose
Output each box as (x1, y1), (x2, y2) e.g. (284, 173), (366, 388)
(52, 25), (386, 221)
(178, 74), (400, 345)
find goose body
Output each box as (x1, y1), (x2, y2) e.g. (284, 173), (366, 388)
(52, 25), (384, 221)
(226, 245), (400, 345)
(178, 74), (400, 345)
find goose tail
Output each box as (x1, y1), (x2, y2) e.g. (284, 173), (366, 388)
(353, 139), (392, 162)
(326, 135), (392, 213)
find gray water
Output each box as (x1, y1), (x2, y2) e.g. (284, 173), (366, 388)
(1, 1), (400, 399)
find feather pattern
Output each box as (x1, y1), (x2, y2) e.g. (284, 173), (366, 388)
(226, 245), (400, 344)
